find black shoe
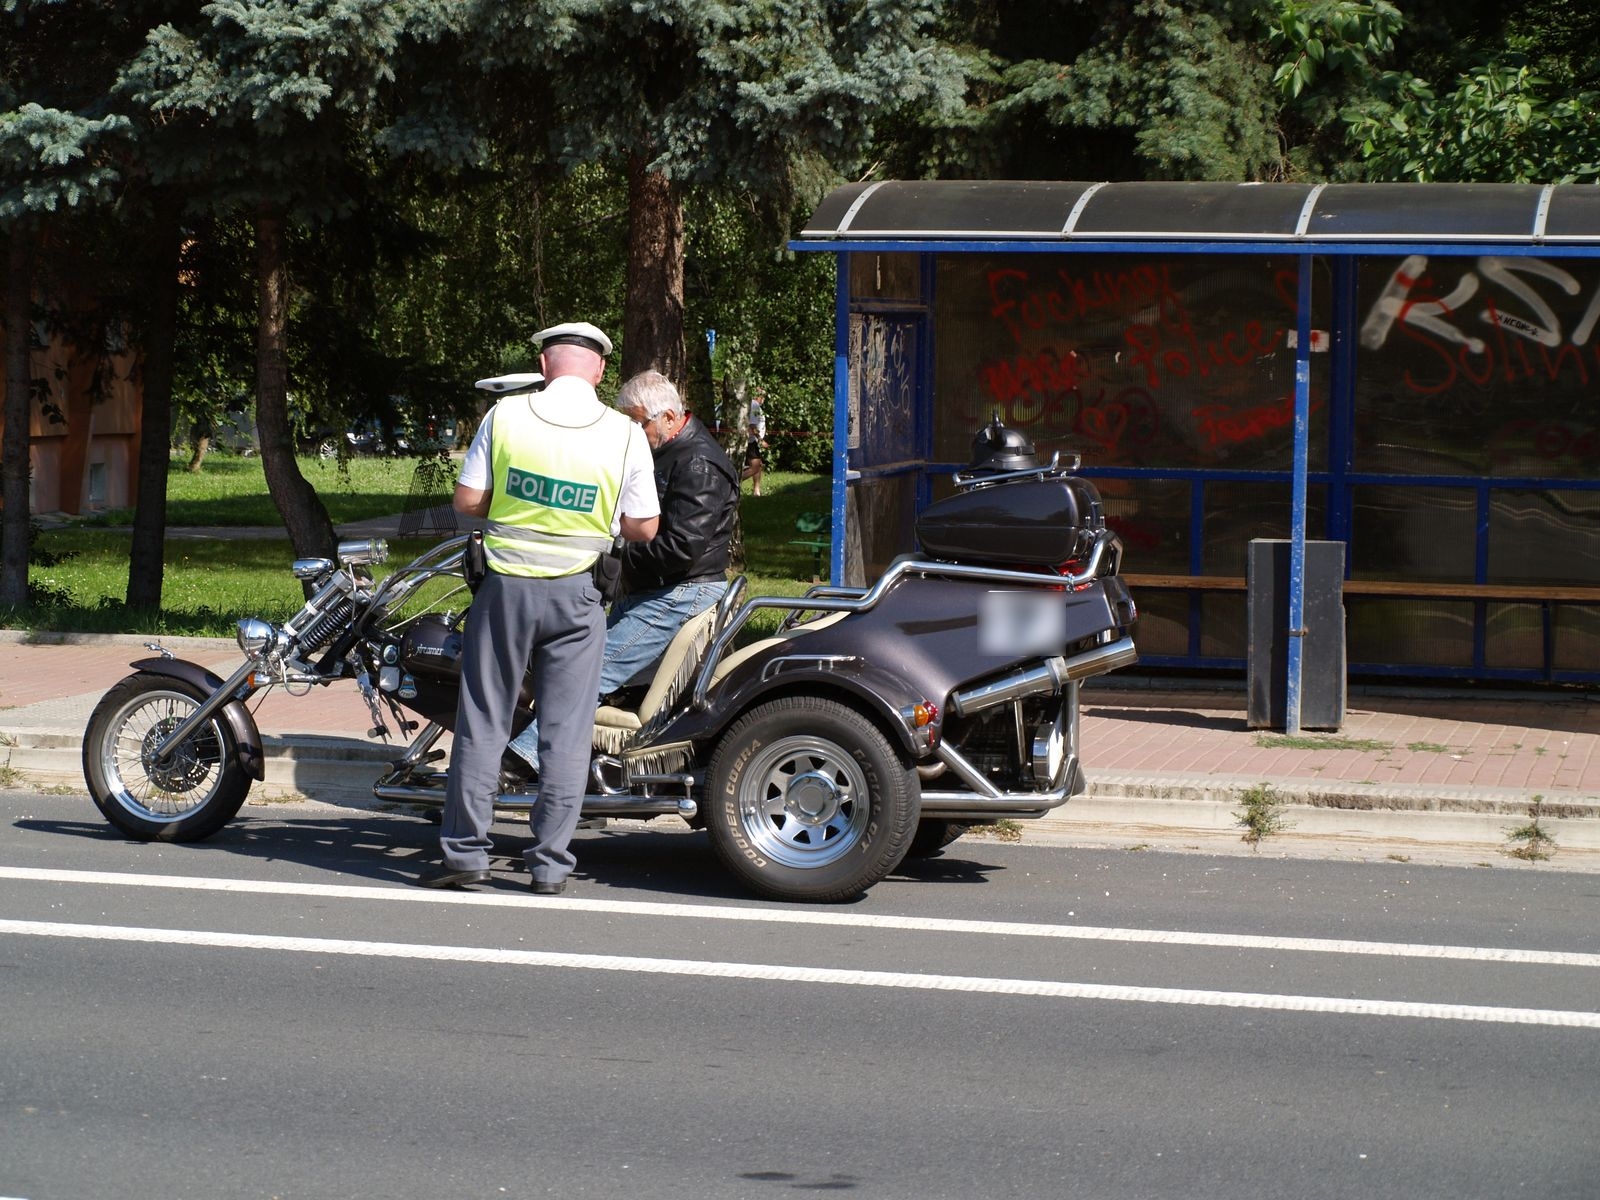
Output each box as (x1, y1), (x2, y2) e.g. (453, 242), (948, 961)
(530, 878), (566, 896)
(499, 750), (539, 792)
(416, 865), (491, 889)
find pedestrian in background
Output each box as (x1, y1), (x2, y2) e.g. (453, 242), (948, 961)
(741, 420), (767, 497)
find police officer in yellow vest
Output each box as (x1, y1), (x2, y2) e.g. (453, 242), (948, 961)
(420, 322), (659, 893)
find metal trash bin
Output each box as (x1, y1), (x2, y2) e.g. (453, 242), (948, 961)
(1247, 539), (1346, 731)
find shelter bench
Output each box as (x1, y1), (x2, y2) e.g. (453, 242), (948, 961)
(790, 511), (832, 582)
(1121, 573), (1600, 680)
(1122, 574), (1600, 604)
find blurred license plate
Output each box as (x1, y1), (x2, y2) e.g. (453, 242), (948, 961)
(979, 590), (1066, 656)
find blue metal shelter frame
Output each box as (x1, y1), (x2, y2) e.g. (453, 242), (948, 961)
(794, 181), (1600, 727)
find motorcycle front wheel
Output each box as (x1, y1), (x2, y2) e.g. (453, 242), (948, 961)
(705, 696), (919, 903)
(82, 673), (252, 842)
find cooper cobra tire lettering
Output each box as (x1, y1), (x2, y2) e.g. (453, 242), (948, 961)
(705, 697), (919, 903)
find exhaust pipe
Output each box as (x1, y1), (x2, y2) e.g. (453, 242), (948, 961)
(949, 635), (1137, 717)
(371, 782), (696, 820)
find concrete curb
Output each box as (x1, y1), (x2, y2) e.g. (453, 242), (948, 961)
(0, 629), (236, 653)
(5, 629), (1597, 863)
(9, 723), (1598, 856)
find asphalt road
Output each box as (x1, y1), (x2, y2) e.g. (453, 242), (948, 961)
(3, 788), (1598, 1199)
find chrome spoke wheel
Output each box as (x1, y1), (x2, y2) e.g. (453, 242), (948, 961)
(101, 690), (228, 822)
(83, 673), (251, 842)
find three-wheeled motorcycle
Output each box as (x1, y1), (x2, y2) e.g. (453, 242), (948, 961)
(83, 416), (1137, 902)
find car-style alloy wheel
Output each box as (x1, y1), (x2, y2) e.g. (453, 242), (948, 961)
(706, 696), (919, 902)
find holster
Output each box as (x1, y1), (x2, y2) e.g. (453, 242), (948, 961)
(464, 529), (488, 594)
(590, 541), (623, 604)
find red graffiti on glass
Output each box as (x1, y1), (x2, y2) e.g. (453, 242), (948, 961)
(1074, 391), (1161, 455)
(987, 263), (1181, 346)
(1192, 394), (1321, 447)
(1124, 310), (1287, 392)
(1492, 418), (1600, 464)
(977, 348), (1096, 416)
(1105, 516), (1163, 551)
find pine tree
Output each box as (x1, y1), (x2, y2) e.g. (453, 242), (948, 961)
(460, 0), (962, 377)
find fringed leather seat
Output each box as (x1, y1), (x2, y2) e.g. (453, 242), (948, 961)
(591, 604), (722, 757)
(590, 606), (850, 779)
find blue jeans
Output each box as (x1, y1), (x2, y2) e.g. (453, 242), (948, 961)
(507, 577), (728, 771)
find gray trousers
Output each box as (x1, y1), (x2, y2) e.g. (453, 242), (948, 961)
(440, 569), (605, 884)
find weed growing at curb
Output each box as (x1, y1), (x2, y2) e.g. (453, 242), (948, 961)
(1253, 734), (1391, 752)
(1507, 795), (1558, 862)
(0, 763), (23, 788)
(1407, 741), (1454, 754)
(1234, 782), (1291, 848)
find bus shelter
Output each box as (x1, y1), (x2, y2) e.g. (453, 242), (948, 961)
(793, 181), (1600, 720)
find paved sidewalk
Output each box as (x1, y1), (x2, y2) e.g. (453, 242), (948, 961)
(10, 509), (1600, 866)
(4, 626), (1599, 868)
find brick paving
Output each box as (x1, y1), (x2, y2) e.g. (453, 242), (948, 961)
(4, 631), (1595, 804)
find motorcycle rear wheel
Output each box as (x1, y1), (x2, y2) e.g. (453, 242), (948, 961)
(83, 673), (251, 842)
(705, 696), (919, 903)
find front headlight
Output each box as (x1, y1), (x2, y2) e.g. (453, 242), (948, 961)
(237, 617), (282, 659)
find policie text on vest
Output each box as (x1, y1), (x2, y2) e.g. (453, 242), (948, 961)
(505, 467), (600, 513)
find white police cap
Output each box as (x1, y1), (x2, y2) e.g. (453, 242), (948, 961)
(534, 321), (613, 357)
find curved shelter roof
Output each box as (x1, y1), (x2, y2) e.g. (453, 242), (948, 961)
(797, 180), (1600, 253)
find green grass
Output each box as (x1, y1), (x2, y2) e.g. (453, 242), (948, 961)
(7, 463), (835, 638)
(79, 453), (435, 528)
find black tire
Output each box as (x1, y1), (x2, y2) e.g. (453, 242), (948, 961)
(705, 696), (920, 902)
(904, 819), (970, 859)
(82, 673), (252, 842)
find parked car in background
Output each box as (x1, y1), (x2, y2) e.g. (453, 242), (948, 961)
(345, 417), (392, 457)
(296, 425), (343, 459)
(293, 412), (459, 460)
(395, 413), (459, 454)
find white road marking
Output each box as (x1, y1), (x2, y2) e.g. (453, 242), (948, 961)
(1, 917), (1596, 1028)
(0, 864), (1595, 968)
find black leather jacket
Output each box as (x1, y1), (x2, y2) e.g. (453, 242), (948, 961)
(620, 414), (738, 592)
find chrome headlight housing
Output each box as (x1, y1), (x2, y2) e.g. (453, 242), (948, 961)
(236, 617), (285, 660)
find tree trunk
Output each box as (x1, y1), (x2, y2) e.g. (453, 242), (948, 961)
(621, 156), (685, 380)
(252, 207), (335, 562)
(1, 222), (36, 609)
(126, 208), (182, 610)
(186, 434), (210, 473)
